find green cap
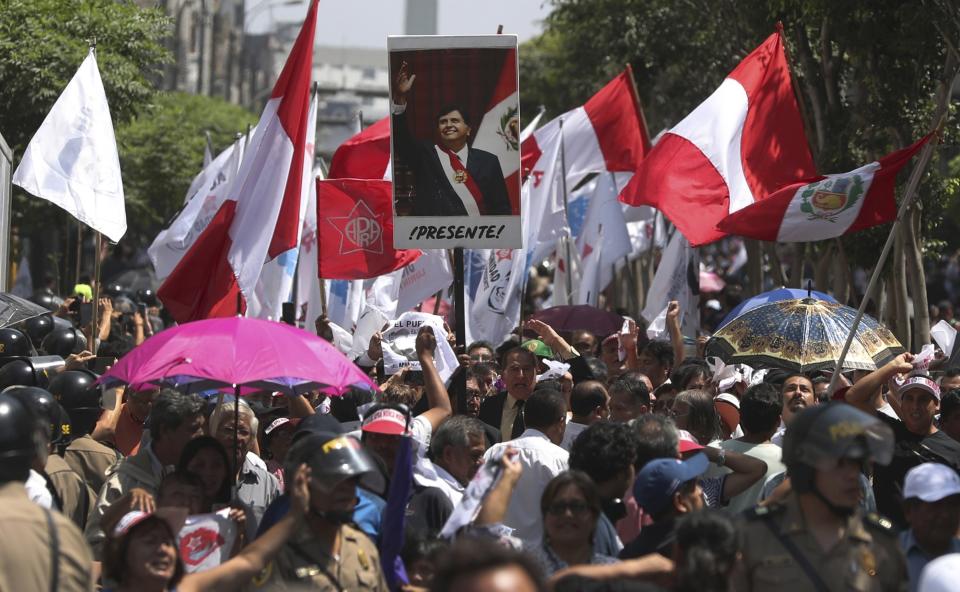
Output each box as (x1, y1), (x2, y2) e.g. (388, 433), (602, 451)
(521, 339), (554, 359)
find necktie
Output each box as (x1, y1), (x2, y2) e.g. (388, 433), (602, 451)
(511, 399), (525, 439)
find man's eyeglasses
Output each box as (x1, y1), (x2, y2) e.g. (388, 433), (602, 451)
(547, 501), (591, 517)
(466, 389), (483, 400)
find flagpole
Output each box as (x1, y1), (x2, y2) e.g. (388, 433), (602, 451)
(91, 232), (102, 354)
(826, 57), (956, 396)
(558, 117), (574, 300)
(74, 221), (82, 287)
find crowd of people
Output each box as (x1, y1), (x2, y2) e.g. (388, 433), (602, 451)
(2, 280), (960, 592)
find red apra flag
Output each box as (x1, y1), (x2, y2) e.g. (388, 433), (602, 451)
(327, 117), (391, 180)
(317, 179), (420, 279)
(619, 27), (816, 246)
(717, 133), (933, 242)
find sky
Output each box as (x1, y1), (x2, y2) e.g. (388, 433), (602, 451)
(247, 0), (552, 46)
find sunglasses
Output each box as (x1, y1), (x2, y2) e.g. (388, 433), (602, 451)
(547, 501), (591, 517)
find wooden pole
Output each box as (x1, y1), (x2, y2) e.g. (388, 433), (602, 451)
(91, 232), (102, 353)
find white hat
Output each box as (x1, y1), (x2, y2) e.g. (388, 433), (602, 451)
(903, 463), (960, 502)
(919, 553), (960, 592)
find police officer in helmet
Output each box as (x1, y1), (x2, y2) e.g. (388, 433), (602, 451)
(253, 431), (388, 590)
(733, 403), (907, 591)
(48, 370), (122, 494)
(0, 392), (94, 590)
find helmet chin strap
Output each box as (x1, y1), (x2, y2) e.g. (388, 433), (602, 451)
(811, 484), (856, 518)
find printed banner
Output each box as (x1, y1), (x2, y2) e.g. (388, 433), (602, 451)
(388, 35), (522, 249)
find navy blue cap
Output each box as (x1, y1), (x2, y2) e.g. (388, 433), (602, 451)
(293, 413), (345, 443)
(633, 453), (709, 515)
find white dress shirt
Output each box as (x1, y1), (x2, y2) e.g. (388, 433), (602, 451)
(483, 428), (569, 544)
(414, 460), (466, 507)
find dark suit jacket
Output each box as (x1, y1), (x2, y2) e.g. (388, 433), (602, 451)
(393, 111), (512, 217)
(478, 390), (524, 441)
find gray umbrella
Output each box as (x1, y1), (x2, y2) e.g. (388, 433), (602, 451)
(0, 292), (51, 329)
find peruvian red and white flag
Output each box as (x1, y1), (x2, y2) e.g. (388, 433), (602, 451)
(328, 116), (391, 180)
(619, 27), (816, 246)
(247, 88), (319, 320)
(472, 47), (521, 213)
(158, 0), (318, 322)
(521, 69), (650, 263)
(316, 179), (420, 279)
(718, 134), (932, 242)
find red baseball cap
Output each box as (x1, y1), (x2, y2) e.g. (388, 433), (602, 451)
(361, 407), (410, 436)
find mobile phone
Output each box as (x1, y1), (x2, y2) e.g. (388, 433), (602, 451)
(79, 302), (93, 326)
(281, 302), (296, 326)
(137, 302), (148, 318)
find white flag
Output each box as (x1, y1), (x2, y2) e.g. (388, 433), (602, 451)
(295, 166), (324, 328)
(576, 173), (632, 305)
(471, 248), (524, 345)
(178, 509), (237, 573)
(552, 229), (580, 306)
(148, 134), (246, 281)
(641, 231), (700, 338)
(397, 249), (453, 314)
(13, 48), (126, 242)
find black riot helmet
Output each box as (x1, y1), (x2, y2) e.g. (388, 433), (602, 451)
(0, 358), (41, 389)
(137, 289), (158, 307)
(31, 291), (61, 312)
(0, 393), (41, 482)
(22, 314), (54, 349)
(783, 403), (893, 514)
(41, 327), (87, 358)
(4, 386), (69, 446)
(48, 370), (101, 437)
(0, 328), (33, 359)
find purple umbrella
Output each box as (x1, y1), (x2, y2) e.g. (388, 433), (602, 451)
(98, 316), (376, 396)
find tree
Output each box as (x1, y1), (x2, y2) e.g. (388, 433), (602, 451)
(0, 0), (170, 291)
(117, 91), (258, 244)
(522, 0), (960, 347)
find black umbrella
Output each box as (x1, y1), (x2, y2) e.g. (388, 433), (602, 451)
(0, 292), (52, 329)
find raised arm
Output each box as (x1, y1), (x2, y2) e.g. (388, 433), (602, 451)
(702, 446), (767, 503)
(181, 464), (311, 592)
(666, 301), (685, 369)
(416, 326), (453, 432)
(474, 448), (521, 527)
(525, 319), (578, 361)
(844, 353), (913, 414)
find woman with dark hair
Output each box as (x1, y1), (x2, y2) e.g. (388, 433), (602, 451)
(674, 510), (739, 592)
(670, 361), (712, 393)
(671, 390), (723, 446)
(534, 471), (618, 576)
(178, 436), (231, 509)
(101, 464), (311, 592)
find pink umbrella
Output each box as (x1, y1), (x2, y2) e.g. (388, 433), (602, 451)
(700, 270), (726, 293)
(98, 316), (377, 396)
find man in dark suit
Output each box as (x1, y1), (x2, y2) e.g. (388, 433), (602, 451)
(391, 61), (512, 217)
(479, 347), (538, 441)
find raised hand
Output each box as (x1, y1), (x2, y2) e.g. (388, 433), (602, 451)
(394, 61), (416, 104)
(415, 325), (437, 359)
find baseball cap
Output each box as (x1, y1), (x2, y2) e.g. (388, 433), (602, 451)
(265, 416), (301, 436)
(292, 413), (345, 444)
(112, 508), (187, 539)
(903, 463), (960, 502)
(633, 453), (709, 515)
(677, 429), (704, 454)
(901, 375), (940, 401)
(361, 406), (410, 436)
(522, 339), (554, 359)
(918, 553), (960, 592)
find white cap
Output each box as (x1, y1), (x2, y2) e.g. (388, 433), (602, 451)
(903, 463), (960, 502)
(919, 553), (960, 592)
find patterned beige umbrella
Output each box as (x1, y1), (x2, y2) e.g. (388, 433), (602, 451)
(705, 298), (903, 373)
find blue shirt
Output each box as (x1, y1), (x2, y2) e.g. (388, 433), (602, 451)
(899, 528), (960, 592)
(255, 487), (386, 539)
